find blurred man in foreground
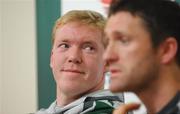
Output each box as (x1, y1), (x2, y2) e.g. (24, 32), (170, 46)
(104, 0), (180, 113)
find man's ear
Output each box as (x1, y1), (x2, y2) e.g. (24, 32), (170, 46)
(159, 37), (177, 65)
(50, 50), (54, 68)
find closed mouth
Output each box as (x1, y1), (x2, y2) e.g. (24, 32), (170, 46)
(61, 69), (85, 74)
(110, 69), (121, 74)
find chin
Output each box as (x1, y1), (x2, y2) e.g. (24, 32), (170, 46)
(110, 85), (121, 93)
(110, 84), (129, 93)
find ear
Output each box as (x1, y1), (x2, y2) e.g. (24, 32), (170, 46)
(50, 50), (54, 68)
(158, 37), (177, 65)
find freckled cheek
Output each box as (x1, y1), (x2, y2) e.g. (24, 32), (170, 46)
(84, 59), (96, 69)
(86, 57), (104, 74)
(84, 56), (99, 66)
(86, 66), (101, 80)
(53, 55), (66, 68)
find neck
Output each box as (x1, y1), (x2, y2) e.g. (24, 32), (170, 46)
(56, 91), (76, 106)
(136, 65), (180, 114)
(56, 78), (104, 106)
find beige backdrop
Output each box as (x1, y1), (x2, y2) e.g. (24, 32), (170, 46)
(0, 0), (37, 114)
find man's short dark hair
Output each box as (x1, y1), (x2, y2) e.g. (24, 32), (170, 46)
(109, 0), (180, 65)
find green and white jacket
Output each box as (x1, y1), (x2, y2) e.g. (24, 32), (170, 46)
(36, 89), (124, 114)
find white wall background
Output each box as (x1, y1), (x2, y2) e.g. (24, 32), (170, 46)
(62, 0), (106, 17)
(0, 0), (37, 114)
(0, 0), (2, 113)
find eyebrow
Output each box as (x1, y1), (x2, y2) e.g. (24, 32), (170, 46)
(55, 39), (71, 44)
(105, 30), (125, 40)
(82, 41), (98, 47)
(112, 31), (125, 37)
(105, 28), (125, 36)
(56, 38), (99, 47)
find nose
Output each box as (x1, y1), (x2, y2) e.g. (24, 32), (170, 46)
(103, 42), (118, 65)
(68, 47), (82, 64)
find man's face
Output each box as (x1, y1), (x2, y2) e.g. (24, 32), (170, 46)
(50, 22), (105, 96)
(104, 12), (160, 93)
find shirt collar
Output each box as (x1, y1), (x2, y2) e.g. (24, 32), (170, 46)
(158, 91), (180, 114)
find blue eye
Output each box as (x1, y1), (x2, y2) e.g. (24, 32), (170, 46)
(120, 39), (129, 44)
(116, 36), (130, 45)
(85, 46), (94, 51)
(83, 45), (96, 53)
(58, 43), (69, 49)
